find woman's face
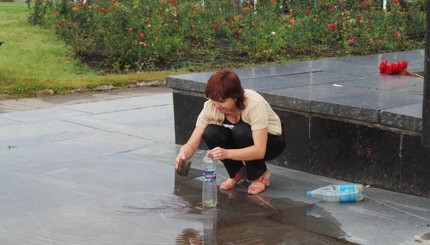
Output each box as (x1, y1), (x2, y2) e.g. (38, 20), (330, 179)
(212, 97), (236, 113)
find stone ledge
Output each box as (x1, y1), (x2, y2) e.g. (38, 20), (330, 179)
(167, 49), (424, 132)
(166, 50), (429, 197)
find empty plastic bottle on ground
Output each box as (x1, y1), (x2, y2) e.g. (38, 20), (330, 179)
(202, 156), (217, 208)
(306, 184), (364, 202)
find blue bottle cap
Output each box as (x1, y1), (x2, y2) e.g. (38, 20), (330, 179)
(306, 191), (312, 196)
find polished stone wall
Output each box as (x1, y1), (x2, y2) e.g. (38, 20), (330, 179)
(277, 110), (430, 197)
(168, 49), (429, 197)
(171, 91), (430, 198)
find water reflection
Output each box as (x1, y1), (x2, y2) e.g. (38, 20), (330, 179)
(203, 208), (217, 245)
(173, 167), (354, 244)
(174, 208), (218, 245)
(176, 228), (202, 245)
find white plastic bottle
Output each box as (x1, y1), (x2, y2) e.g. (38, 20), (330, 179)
(202, 156), (217, 208)
(306, 184), (364, 202)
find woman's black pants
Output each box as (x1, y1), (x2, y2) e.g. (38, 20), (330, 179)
(202, 122), (286, 181)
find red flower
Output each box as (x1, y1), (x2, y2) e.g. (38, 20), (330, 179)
(379, 59), (411, 76)
(386, 65), (394, 75)
(379, 59), (388, 73)
(139, 32), (145, 39)
(305, 9), (311, 16)
(327, 23), (337, 30)
(289, 18), (295, 25)
(53, 10), (59, 16)
(99, 7), (107, 13)
(393, 31), (401, 39)
(363, 1), (370, 7)
(329, 6), (336, 12)
(243, 6), (249, 12)
(348, 38), (355, 46)
(233, 3), (239, 8)
(269, 0), (275, 3)
(128, 27), (133, 32)
(397, 61), (409, 74)
(72, 6), (79, 12)
(393, 0), (399, 4)
(169, 0), (175, 3)
(235, 28), (242, 37)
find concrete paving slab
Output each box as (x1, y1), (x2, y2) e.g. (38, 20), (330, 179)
(0, 117), (20, 127)
(63, 105), (175, 143)
(241, 72), (358, 92)
(262, 82), (423, 122)
(63, 93), (172, 114)
(0, 107), (90, 123)
(339, 73), (422, 91)
(0, 87), (429, 245)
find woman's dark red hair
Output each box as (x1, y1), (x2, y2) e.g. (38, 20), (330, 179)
(205, 70), (245, 110)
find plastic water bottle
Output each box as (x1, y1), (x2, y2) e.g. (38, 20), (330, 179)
(306, 184), (364, 202)
(202, 156), (217, 208)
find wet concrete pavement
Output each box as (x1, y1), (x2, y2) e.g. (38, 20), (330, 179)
(0, 87), (429, 244)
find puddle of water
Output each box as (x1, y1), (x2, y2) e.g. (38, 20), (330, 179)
(102, 168), (357, 244)
(172, 171), (357, 245)
(175, 228), (203, 244)
(107, 192), (192, 215)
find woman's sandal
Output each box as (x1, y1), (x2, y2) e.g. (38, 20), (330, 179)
(220, 167), (246, 190)
(247, 170), (271, 195)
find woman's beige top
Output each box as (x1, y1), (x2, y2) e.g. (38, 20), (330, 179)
(196, 89), (282, 135)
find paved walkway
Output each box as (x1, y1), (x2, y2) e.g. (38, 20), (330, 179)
(0, 87), (429, 244)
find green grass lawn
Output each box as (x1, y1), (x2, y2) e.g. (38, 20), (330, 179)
(0, 2), (180, 98)
(0, 2), (425, 99)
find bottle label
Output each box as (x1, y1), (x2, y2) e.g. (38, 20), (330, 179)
(203, 169), (216, 183)
(338, 184), (356, 202)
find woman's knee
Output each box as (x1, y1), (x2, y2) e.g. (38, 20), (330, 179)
(202, 124), (220, 141)
(231, 123), (253, 146)
(203, 124), (232, 148)
(232, 122), (251, 136)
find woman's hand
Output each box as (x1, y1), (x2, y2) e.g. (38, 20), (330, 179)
(174, 152), (187, 169)
(207, 147), (228, 161)
(174, 127), (204, 169)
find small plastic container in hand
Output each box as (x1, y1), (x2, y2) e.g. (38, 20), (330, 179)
(176, 159), (192, 176)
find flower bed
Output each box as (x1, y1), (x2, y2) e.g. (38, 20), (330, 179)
(27, 0), (426, 72)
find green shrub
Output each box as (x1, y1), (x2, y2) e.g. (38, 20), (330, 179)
(27, 0), (426, 72)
